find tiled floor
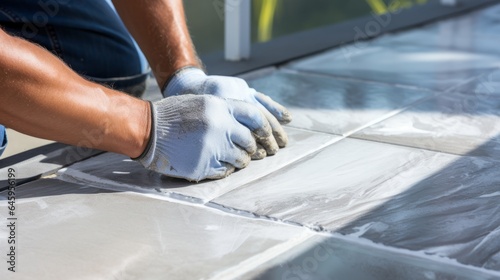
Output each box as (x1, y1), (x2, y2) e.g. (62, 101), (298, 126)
(0, 179), (312, 279)
(3, 4), (500, 280)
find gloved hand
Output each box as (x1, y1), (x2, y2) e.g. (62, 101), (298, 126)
(135, 94), (273, 182)
(163, 67), (292, 159)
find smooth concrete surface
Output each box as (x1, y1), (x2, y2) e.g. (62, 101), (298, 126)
(5, 4), (500, 279)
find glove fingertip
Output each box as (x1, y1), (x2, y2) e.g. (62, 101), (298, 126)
(277, 110), (293, 125)
(207, 163), (236, 180)
(274, 131), (288, 148)
(251, 147), (267, 160)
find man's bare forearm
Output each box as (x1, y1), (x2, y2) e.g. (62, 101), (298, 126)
(0, 30), (150, 158)
(112, 0), (202, 89)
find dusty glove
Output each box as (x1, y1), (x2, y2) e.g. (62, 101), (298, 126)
(163, 67), (292, 159)
(135, 95), (272, 182)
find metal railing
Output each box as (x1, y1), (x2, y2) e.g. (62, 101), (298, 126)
(224, 0), (251, 61)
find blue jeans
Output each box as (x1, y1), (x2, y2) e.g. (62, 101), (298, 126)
(0, 126), (6, 157)
(0, 0), (148, 92)
(0, 0), (149, 156)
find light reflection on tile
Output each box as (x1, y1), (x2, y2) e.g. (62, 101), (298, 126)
(57, 127), (339, 201)
(212, 138), (500, 269)
(0, 179), (310, 279)
(287, 45), (500, 92)
(352, 94), (500, 157)
(247, 71), (430, 135)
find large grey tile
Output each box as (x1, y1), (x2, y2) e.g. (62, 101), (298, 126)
(287, 44), (500, 92)
(0, 179), (311, 280)
(248, 71), (430, 135)
(57, 127), (339, 202)
(352, 94), (500, 157)
(240, 234), (500, 280)
(212, 138), (500, 270)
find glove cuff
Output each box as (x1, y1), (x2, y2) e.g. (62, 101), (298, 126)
(131, 101), (156, 162)
(162, 66), (206, 97)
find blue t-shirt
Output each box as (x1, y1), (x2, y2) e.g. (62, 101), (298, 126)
(0, 125), (7, 157)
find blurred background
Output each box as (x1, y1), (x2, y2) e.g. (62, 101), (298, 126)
(185, 0), (430, 56)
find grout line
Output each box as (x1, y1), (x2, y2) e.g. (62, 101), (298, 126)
(347, 134), (498, 159)
(341, 92), (438, 138)
(206, 201), (324, 231)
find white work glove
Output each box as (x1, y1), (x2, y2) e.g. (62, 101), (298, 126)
(163, 67), (292, 159)
(134, 95), (273, 182)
